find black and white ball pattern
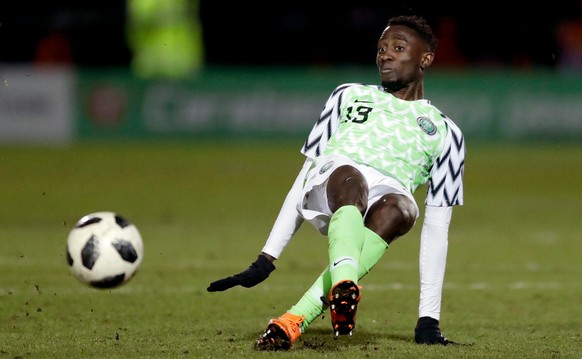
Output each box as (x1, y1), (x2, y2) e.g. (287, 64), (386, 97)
(67, 212), (143, 289)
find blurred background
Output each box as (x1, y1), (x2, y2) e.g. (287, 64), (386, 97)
(1, 0), (582, 143)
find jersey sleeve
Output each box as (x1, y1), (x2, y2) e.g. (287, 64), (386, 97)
(300, 84), (355, 159)
(425, 116), (465, 207)
(260, 159), (311, 259)
(418, 205), (452, 320)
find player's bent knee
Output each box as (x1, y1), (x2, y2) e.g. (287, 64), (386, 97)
(365, 194), (417, 243)
(393, 198), (417, 229)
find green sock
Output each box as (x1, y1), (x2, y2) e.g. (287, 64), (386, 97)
(328, 205), (365, 285)
(289, 228), (388, 331)
(358, 228), (388, 277)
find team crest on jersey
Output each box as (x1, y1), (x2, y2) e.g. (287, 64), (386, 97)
(319, 161), (335, 174)
(417, 116), (437, 135)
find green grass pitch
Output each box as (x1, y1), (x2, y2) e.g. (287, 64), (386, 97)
(1, 139), (581, 358)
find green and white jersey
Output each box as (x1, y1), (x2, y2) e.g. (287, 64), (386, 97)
(301, 83), (465, 207)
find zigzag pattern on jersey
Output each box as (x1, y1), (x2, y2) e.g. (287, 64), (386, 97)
(426, 116), (465, 206)
(302, 84), (354, 158)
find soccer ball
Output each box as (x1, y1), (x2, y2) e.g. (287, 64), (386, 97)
(66, 211), (144, 289)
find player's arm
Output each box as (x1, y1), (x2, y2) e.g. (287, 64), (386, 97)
(260, 158), (311, 258)
(207, 158), (311, 292)
(415, 205), (454, 343)
(415, 117), (465, 344)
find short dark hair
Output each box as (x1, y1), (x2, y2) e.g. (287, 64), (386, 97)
(387, 15), (438, 52)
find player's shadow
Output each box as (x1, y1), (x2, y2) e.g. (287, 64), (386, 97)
(247, 327), (472, 352)
(264, 328), (413, 352)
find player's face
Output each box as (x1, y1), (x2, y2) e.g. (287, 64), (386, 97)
(376, 25), (432, 91)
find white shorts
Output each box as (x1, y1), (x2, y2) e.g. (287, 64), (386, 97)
(298, 154), (419, 235)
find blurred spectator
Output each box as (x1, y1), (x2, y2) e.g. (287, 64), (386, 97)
(34, 29), (73, 66)
(33, 9), (73, 66)
(431, 16), (468, 68)
(555, 0), (582, 72)
(126, 0), (204, 78)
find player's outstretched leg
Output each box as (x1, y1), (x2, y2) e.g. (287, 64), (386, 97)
(255, 312), (304, 351)
(329, 280), (361, 336)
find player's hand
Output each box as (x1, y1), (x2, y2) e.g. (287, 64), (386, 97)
(207, 254), (276, 292)
(414, 316), (456, 345)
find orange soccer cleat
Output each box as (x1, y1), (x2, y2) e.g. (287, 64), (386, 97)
(255, 312), (305, 351)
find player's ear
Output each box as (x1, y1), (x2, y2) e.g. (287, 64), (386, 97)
(420, 52), (434, 71)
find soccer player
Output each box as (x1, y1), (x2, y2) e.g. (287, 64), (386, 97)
(207, 15), (465, 350)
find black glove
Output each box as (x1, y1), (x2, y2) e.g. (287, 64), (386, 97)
(207, 254), (276, 292)
(414, 316), (455, 345)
